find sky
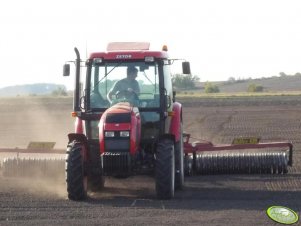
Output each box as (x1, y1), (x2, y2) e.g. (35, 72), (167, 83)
(1, 0), (301, 90)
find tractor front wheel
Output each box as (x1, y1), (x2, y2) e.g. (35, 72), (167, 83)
(66, 141), (87, 201)
(155, 138), (175, 199)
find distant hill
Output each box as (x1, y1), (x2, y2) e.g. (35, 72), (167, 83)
(0, 83), (67, 97)
(197, 74), (301, 93)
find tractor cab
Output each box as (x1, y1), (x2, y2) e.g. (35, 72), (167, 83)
(88, 60), (161, 146)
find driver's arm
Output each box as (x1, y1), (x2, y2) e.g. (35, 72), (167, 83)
(107, 81), (120, 103)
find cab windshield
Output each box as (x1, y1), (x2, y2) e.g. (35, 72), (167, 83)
(89, 61), (160, 109)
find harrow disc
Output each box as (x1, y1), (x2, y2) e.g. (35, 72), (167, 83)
(194, 151), (289, 175)
(1, 157), (65, 178)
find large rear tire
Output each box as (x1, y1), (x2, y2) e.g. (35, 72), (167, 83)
(155, 138), (175, 199)
(66, 141), (87, 201)
(174, 121), (184, 190)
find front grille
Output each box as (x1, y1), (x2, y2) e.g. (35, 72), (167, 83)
(104, 138), (130, 152)
(103, 152), (131, 175)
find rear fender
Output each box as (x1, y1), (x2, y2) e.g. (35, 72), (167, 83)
(169, 102), (182, 142)
(75, 117), (84, 134)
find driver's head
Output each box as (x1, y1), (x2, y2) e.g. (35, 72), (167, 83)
(127, 66), (138, 79)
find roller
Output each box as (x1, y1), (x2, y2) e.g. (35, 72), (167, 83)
(194, 151), (289, 175)
(2, 157), (65, 178)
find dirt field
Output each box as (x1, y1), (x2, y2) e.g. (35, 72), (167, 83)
(0, 96), (300, 225)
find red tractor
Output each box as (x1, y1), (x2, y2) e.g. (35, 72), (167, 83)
(63, 42), (189, 200)
(63, 42), (293, 201)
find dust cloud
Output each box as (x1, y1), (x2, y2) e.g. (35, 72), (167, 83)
(0, 97), (74, 149)
(0, 174), (67, 199)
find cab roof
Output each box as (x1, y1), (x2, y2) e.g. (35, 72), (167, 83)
(89, 42), (169, 60)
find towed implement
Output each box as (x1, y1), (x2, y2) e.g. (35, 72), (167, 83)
(183, 134), (292, 175)
(0, 143), (65, 178)
(0, 42), (294, 200)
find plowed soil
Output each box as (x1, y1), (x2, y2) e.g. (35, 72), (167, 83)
(0, 96), (300, 226)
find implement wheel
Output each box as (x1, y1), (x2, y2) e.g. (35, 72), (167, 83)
(155, 138), (175, 199)
(66, 141), (87, 200)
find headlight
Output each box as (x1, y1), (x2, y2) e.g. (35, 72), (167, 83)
(105, 131), (115, 137)
(120, 131), (130, 137)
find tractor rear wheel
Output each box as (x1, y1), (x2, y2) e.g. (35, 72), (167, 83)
(175, 121), (184, 190)
(155, 138), (175, 199)
(66, 141), (87, 200)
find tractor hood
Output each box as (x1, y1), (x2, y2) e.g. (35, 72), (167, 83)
(98, 102), (141, 155)
(101, 102), (137, 129)
(105, 102), (136, 115)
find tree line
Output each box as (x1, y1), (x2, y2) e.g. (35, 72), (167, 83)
(171, 73), (266, 93)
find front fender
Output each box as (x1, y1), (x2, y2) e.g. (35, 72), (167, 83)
(68, 133), (88, 144)
(67, 133), (89, 161)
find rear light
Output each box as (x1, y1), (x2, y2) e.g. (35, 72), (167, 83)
(120, 131), (130, 137)
(105, 131), (115, 137)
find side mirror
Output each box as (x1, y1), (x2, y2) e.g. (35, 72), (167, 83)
(63, 64), (70, 76)
(80, 95), (85, 110)
(182, 61), (191, 74)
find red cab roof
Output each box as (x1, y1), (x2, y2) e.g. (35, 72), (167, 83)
(89, 42), (169, 60)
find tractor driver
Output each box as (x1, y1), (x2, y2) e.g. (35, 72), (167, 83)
(107, 66), (140, 103)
